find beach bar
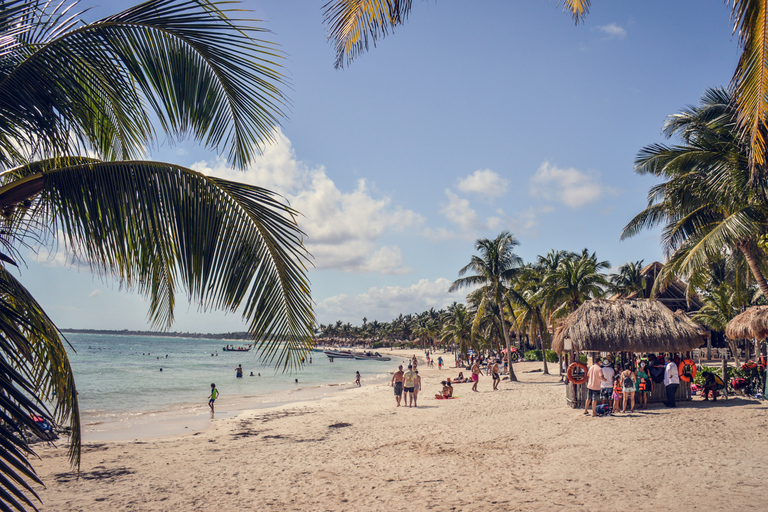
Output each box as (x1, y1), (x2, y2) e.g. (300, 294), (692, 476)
(552, 299), (705, 408)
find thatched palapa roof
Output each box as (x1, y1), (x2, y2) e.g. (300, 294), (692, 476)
(725, 306), (768, 340)
(552, 299), (704, 353)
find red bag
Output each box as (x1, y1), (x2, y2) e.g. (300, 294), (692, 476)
(731, 377), (748, 390)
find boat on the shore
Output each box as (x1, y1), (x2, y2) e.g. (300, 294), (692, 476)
(223, 344), (252, 352)
(353, 352), (391, 361)
(323, 349), (354, 359)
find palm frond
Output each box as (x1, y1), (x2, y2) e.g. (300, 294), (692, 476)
(323, 0), (412, 69)
(0, 158), (314, 370)
(0, 0), (287, 169)
(730, 0), (768, 172)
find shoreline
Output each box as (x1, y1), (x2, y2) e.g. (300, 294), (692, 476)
(78, 348), (416, 442)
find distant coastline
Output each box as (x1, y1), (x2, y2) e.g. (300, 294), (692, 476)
(59, 328), (253, 340)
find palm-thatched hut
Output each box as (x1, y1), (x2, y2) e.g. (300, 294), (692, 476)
(725, 306), (768, 341)
(553, 299), (705, 408)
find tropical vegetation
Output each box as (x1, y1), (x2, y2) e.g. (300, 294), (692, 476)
(0, 1), (313, 510)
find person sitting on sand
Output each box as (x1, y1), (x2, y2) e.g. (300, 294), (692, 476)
(455, 372), (465, 383)
(435, 381), (453, 399)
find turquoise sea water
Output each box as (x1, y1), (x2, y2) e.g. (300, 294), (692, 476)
(65, 333), (394, 431)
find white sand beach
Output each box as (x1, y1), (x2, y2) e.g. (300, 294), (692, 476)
(34, 358), (768, 511)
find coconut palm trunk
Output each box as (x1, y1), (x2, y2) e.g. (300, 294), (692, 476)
(499, 303), (518, 381)
(738, 242), (768, 300)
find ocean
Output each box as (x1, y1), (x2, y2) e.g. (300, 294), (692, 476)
(64, 333), (399, 440)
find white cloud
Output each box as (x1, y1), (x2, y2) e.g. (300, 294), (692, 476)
(89, 289), (102, 298)
(597, 23), (626, 39)
(193, 129), (423, 274)
(457, 169), (508, 198)
(440, 189), (481, 232)
(529, 160), (609, 208)
(316, 278), (462, 323)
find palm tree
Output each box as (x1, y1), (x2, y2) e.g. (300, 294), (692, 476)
(450, 231), (523, 381)
(539, 253), (609, 320)
(0, 1), (312, 509)
(440, 302), (473, 362)
(610, 260), (647, 297)
(323, 1), (768, 173)
(692, 285), (743, 366)
(509, 264), (552, 374)
(622, 88), (768, 300)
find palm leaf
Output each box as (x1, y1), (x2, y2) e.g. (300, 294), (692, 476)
(323, 0), (412, 69)
(0, 0), (286, 169)
(0, 158), (314, 370)
(730, 0), (768, 173)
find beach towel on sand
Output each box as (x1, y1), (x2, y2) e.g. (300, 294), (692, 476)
(435, 396), (460, 400)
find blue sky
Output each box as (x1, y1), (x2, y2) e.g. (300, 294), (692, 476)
(22, 1), (741, 331)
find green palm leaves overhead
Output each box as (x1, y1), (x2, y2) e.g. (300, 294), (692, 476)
(622, 87), (768, 300)
(0, 0), (286, 168)
(0, 1), (311, 510)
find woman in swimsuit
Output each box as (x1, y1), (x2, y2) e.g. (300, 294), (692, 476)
(620, 365), (636, 413)
(413, 371), (421, 407)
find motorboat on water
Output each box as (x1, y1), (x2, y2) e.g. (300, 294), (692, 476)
(353, 351), (391, 361)
(223, 344), (252, 352)
(323, 349), (355, 358)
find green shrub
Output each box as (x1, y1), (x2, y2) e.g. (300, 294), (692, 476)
(545, 350), (559, 363)
(524, 349), (542, 361)
(579, 354), (588, 364)
(372, 341), (385, 349)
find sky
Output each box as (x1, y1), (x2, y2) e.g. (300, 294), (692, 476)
(20, 0), (743, 332)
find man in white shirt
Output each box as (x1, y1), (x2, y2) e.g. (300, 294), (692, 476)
(600, 358), (615, 405)
(663, 354), (680, 407)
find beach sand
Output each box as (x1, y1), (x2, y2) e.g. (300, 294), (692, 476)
(33, 357), (768, 511)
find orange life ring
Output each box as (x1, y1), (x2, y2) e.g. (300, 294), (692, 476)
(678, 359), (697, 382)
(567, 362), (589, 384)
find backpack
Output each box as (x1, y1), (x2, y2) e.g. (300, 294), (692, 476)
(595, 404), (612, 416)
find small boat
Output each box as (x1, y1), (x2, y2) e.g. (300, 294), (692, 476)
(353, 352), (391, 361)
(223, 344), (252, 352)
(323, 349), (354, 359)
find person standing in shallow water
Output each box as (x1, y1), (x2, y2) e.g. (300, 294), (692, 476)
(208, 383), (218, 412)
(235, 364), (243, 378)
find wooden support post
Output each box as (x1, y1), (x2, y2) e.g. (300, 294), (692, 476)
(706, 331), (712, 360)
(722, 357), (728, 401)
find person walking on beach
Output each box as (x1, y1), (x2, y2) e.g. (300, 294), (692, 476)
(391, 365), (404, 407)
(413, 370), (421, 407)
(663, 354), (680, 407)
(584, 357), (606, 417)
(208, 383), (218, 412)
(437, 356), (443, 370)
(491, 359), (500, 391)
(355, 371), (361, 387)
(403, 365), (417, 407)
(471, 360), (481, 392)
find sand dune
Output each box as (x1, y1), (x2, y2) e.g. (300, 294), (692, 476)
(34, 358), (768, 511)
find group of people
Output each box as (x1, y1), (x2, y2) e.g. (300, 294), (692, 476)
(390, 363), (422, 407)
(583, 354), (683, 416)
